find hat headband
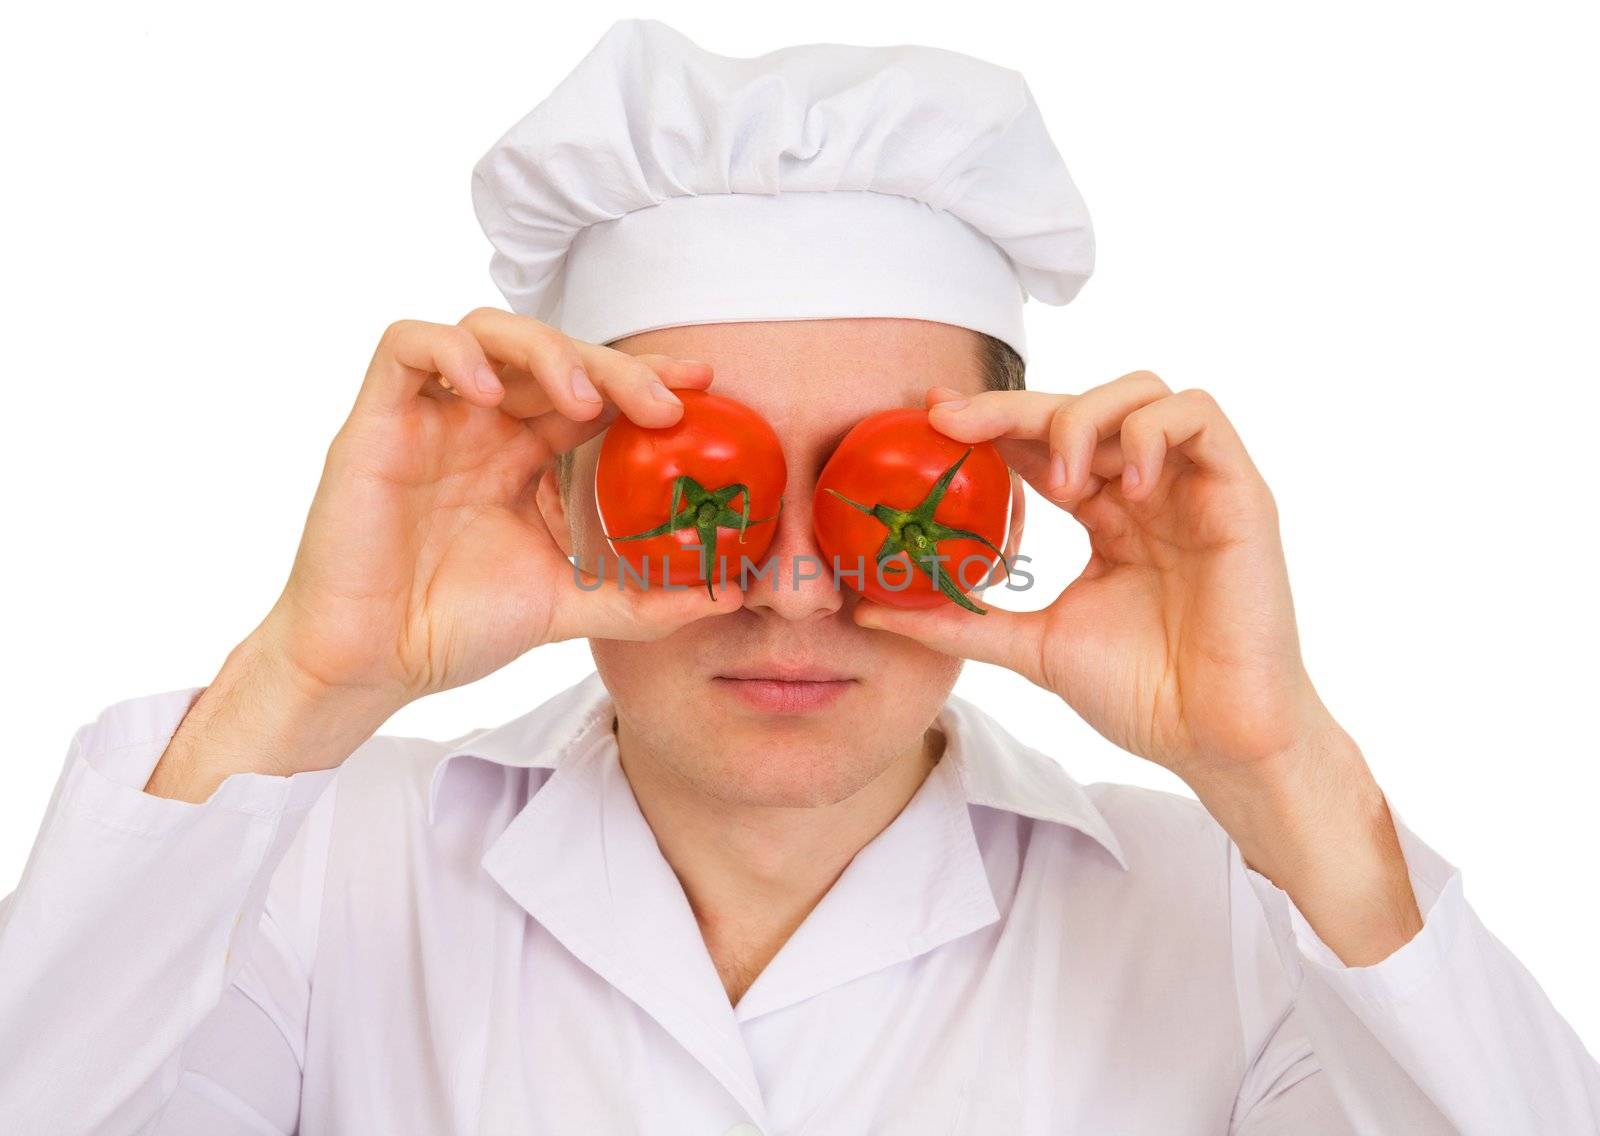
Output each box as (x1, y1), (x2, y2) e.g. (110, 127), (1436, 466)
(542, 190), (1029, 361)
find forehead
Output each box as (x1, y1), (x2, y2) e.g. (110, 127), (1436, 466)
(610, 317), (985, 444)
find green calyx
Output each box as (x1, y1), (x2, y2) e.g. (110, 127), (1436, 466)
(826, 448), (1009, 614)
(607, 475), (779, 599)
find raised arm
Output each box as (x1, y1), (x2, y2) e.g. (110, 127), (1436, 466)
(1, 309), (731, 1132)
(862, 372), (1600, 1132)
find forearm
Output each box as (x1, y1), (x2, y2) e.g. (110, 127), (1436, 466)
(0, 683), (342, 1132)
(1225, 766), (1600, 1134)
(1189, 719), (1423, 967)
(145, 627), (399, 803)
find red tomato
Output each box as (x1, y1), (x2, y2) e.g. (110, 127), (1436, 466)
(595, 389), (787, 597)
(812, 408), (1011, 613)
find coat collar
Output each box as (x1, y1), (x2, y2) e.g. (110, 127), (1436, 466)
(427, 670), (1130, 872)
(424, 671), (1127, 1124)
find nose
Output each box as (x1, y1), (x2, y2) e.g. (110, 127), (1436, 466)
(739, 473), (844, 621)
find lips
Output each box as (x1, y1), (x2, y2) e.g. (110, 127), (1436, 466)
(711, 663), (857, 714)
(715, 664), (853, 684)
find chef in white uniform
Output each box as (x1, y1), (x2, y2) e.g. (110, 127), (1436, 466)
(2, 18), (1596, 1136)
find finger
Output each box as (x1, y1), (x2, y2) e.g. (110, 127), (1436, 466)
(523, 402), (621, 462)
(923, 385), (970, 409)
(1044, 371), (1172, 499)
(546, 563), (745, 643)
(493, 357), (704, 425)
(927, 371), (1171, 504)
(926, 388), (1071, 446)
(355, 319), (506, 419)
(851, 596), (1048, 685)
(627, 353), (717, 391)
(516, 354), (716, 478)
(926, 389), (1070, 504)
(458, 307), (608, 422)
(459, 308), (714, 430)
(572, 341), (716, 428)
(1117, 388), (1254, 500)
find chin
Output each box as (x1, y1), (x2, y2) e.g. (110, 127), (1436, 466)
(611, 694), (899, 808)
(684, 712), (900, 808)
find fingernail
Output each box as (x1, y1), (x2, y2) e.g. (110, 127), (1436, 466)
(933, 397), (970, 412)
(650, 379), (682, 405)
(473, 364), (501, 396)
(1048, 453), (1068, 490)
(570, 367), (601, 403)
(1122, 463), (1141, 490)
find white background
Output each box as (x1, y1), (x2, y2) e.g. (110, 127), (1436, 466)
(3, 0), (1597, 1053)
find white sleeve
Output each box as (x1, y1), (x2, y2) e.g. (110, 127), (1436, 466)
(1230, 794), (1600, 1135)
(0, 686), (340, 1136)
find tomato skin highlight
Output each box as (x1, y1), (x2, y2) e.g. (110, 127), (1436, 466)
(595, 389), (787, 593)
(812, 408), (1012, 611)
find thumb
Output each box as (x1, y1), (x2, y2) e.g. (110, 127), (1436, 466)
(851, 594), (1045, 683)
(548, 565), (745, 643)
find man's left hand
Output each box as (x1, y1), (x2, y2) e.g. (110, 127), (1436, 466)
(852, 372), (1424, 964)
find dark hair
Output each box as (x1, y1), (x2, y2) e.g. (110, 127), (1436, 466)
(555, 330), (1025, 498)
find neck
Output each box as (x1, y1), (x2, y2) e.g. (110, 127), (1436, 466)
(615, 720), (944, 1006)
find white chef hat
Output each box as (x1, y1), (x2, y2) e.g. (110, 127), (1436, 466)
(469, 19), (1093, 365)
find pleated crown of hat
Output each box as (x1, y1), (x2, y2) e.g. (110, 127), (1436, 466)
(470, 19), (1094, 364)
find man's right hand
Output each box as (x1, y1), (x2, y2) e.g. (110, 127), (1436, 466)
(146, 309), (740, 797)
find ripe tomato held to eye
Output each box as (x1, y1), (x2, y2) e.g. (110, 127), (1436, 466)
(595, 389), (787, 598)
(812, 408), (1012, 613)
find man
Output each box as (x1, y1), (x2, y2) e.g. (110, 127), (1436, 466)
(1, 18), (1595, 1135)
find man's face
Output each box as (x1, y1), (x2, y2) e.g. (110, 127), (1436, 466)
(552, 318), (1008, 808)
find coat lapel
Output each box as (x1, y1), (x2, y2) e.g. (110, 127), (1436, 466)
(472, 720), (768, 1125)
(424, 671), (1131, 1121)
(727, 691), (1129, 1023)
(730, 747), (999, 1022)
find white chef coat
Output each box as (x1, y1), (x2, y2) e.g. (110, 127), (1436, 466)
(1, 671), (1595, 1135)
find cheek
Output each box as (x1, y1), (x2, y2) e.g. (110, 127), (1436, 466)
(587, 613), (743, 724)
(589, 635), (698, 701)
(862, 629), (964, 704)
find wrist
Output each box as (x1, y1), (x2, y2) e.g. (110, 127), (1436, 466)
(143, 631), (400, 802)
(1187, 720), (1426, 966)
(1186, 714), (1377, 880)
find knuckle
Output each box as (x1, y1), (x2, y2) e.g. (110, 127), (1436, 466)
(619, 581), (655, 626)
(588, 345), (657, 395)
(457, 306), (499, 328)
(1050, 401), (1092, 441)
(625, 358), (659, 389)
(1119, 401), (1158, 438)
(520, 315), (560, 345)
(1176, 386), (1219, 410)
(964, 388), (1018, 423)
(446, 324), (480, 356)
(522, 324), (572, 369)
(379, 318), (418, 346)
(551, 330), (583, 366)
(325, 426), (360, 471)
(1252, 480), (1281, 524)
(1121, 368), (1169, 393)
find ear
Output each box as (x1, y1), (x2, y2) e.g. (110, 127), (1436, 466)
(534, 463), (576, 557)
(1002, 469), (1026, 565)
(975, 469), (1025, 595)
